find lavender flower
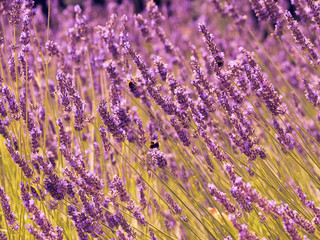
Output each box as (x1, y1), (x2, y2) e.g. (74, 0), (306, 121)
(55, 69), (87, 131)
(96, 14), (119, 59)
(303, 77), (319, 106)
(72, 92), (86, 131)
(0, 99), (7, 118)
(264, 0), (285, 34)
(147, 149), (167, 168)
(127, 199), (147, 226)
(20, 182), (59, 239)
(110, 175), (130, 202)
(135, 14), (153, 43)
(199, 23), (225, 71)
(78, 189), (103, 221)
(5, 139), (33, 179)
(283, 204), (315, 234)
(45, 40), (61, 57)
(26, 224), (47, 240)
(57, 118), (71, 149)
(208, 184), (236, 213)
(153, 56), (168, 81)
(149, 227), (157, 240)
(249, 0), (268, 21)
(2, 86), (20, 120)
(0, 187), (19, 230)
(146, 0), (165, 26)
(56, 70), (71, 111)
(30, 127), (41, 153)
(105, 211), (119, 229)
(67, 204), (95, 239)
(114, 210), (136, 238)
(170, 117), (191, 146)
(241, 47), (286, 116)
(164, 193), (182, 215)
(0, 232), (7, 240)
(229, 214), (259, 240)
(9, 0), (22, 25)
(20, 15), (30, 46)
(200, 133), (227, 162)
(305, 0), (320, 28)
(98, 99), (126, 142)
(137, 180), (147, 210)
(103, 60), (121, 105)
(285, 11), (319, 64)
(283, 215), (303, 240)
(60, 147), (104, 198)
(1, 0), (320, 239)
(32, 153), (67, 200)
(273, 120), (294, 150)
(296, 187), (320, 220)
(99, 126), (111, 153)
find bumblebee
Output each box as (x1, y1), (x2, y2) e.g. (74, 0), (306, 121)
(216, 59), (223, 68)
(150, 141), (159, 149)
(128, 81), (137, 92)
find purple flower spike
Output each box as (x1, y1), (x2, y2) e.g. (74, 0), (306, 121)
(0, 187), (19, 230)
(5, 139), (33, 179)
(208, 184), (236, 213)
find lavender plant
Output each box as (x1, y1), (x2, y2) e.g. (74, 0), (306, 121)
(1, 0), (320, 239)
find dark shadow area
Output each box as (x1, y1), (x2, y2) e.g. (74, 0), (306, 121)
(34, 0), (301, 17)
(34, 0), (160, 14)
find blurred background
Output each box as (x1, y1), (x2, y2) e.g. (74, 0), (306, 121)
(34, 0), (165, 13)
(33, 0), (299, 22)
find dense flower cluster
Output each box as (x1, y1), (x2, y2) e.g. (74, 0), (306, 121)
(1, 0), (320, 239)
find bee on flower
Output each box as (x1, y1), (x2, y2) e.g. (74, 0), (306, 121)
(128, 81), (137, 93)
(149, 140), (159, 149)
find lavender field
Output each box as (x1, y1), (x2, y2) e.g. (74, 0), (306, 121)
(2, 0), (320, 239)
